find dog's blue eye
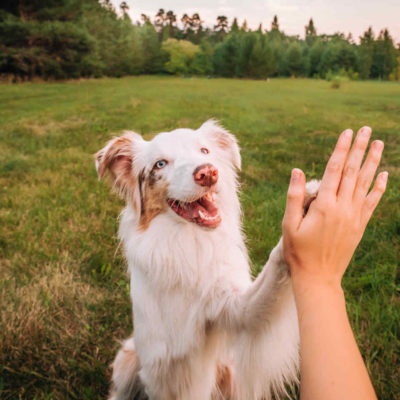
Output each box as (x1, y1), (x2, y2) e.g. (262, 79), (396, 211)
(155, 160), (168, 169)
(201, 148), (209, 154)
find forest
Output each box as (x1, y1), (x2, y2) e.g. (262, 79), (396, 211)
(1, 0), (399, 81)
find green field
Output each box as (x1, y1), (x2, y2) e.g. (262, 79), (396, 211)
(0, 77), (399, 399)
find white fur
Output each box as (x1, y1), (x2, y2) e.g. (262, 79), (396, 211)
(97, 121), (319, 400)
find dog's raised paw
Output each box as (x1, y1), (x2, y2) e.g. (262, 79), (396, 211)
(303, 179), (321, 215)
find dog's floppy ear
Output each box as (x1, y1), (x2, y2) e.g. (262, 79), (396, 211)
(199, 120), (241, 170)
(95, 131), (143, 200)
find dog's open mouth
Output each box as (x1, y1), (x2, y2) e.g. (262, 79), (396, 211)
(167, 192), (221, 228)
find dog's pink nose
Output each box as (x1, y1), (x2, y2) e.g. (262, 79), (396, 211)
(193, 164), (218, 187)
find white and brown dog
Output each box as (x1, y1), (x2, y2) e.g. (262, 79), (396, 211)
(96, 120), (318, 400)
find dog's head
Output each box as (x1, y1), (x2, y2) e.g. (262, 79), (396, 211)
(96, 120), (241, 231)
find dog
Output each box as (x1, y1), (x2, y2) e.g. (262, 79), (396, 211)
(96, 120), (319, 400)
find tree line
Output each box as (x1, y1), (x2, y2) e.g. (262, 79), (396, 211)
(1, 0), (399, 81)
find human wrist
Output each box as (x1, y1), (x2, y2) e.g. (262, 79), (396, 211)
(290, 269), (344, 300)
(291, 273), (346, 326)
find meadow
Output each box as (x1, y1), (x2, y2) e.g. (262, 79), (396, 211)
(0, 76), (399, 399)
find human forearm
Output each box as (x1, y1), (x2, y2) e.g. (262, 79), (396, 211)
(282, 127), (387, 400)
(293, 279), (377, 400)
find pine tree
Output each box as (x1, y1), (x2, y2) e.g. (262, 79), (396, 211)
(372, 29), (397, 79)
(358, 27), (374, 79)
(165, 10), (177, 38)
(181, 13), (190, 29)
(181, 13), (192, 37)
(215, 16), (228, 33)
(269, 15), (282, 41)
(191, 13), (203, 44)
(231, 17), (239, 33)
(141, 14), (151, 25)
(305, 18), (316, 45)
(214, 15), (228, 41)
(271, 15), (279, 31)
(154, 8), (166, 33)
(120, 2), (129, 16)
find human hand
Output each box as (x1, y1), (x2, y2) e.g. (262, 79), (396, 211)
(282, 127), (388, 290)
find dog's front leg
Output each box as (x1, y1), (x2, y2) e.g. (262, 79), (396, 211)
(217, 237), (291, 334)
(237, 238), (291, 332)
(214, 239), (299, 400)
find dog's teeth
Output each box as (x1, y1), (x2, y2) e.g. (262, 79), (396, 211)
(199, 210), (219, 221)
(203, 192), (215, 203)
(199, 210), (207, 220)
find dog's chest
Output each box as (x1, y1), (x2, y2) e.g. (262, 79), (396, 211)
(129, 249), (249, 362)
(122, 213), (250, 361)
(130, 267), (217, 360)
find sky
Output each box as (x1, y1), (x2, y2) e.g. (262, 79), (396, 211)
(110, 0), (400, 44)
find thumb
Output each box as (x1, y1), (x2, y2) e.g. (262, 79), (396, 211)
(283, 168), (306, 233)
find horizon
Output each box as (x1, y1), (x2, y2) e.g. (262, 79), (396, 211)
(110, 0), (400, 45)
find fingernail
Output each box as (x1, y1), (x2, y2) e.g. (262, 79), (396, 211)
(291, 168), (301, 182)
(361, 126), (371, 137)
(373, 140), (384, 150)
(343, 129), (353, 139)
(381, 171), (388, 182)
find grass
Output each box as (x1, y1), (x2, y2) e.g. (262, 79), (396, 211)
(0, 76), (399, 399)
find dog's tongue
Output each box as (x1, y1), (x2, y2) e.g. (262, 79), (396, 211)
(186, 196), (219, 219)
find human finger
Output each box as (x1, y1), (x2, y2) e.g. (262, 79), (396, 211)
(282, 169), (306, 233)
(318, 129), (353, 200)
(337, 126), (371, 201)
(353, 140), (384, 204)
(361, 171), (388, 227)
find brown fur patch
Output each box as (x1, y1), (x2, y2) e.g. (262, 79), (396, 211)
(96, 134), (136, 199)
(138, 169), (169, 231)
(215, 132), (233, 150)
(214, 363), (234, 400)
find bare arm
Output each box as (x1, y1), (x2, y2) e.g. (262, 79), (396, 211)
(282, 127), (387, 400)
